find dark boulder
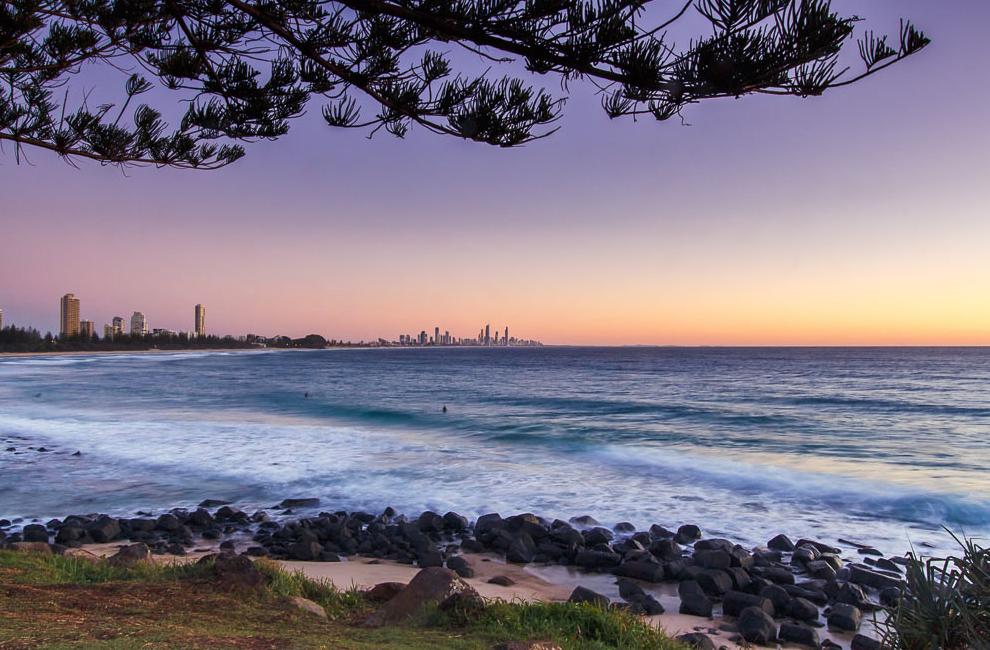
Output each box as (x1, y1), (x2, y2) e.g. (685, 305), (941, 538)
(616, 577), (646, 602)
(213, 552), (266, 591)
(288, 540), (323, 561)
(737, 606), (777, 645)
(108, 542), (151, 567)
(851, 634), (882, 650)
(568, 515), (599, 527)
(417, 550), (444, 568)
(568, 586), (610, 608)
(365, 581), (406, 602)
(446, 555), (474, 578)
(87, 517), (121, 543)
(279, 498), (320, 509)
(779, 622), (819, 648)
(639, 594), (665, 615)
(442, 512), (468, 531)
(506, 533), (537, 564)
(198, 499), (230, 508)
(366, 568), (479, 626)
(649, 524), (676, 538)
(188, 508), (214, 527)
(849, 564), (902, 590)
(22, 524), (49, 543)
(650, 539), (682, 561)
(759, 584), (793, 613)
(678, 580), (713, 617)
(613, 522), (636, 533)
(487, 575), (515, 587)
(573, 548), (621, 569)
(675, 524), (702, 544)
(676, 633), (716, 650)
(613, 560), (665, 583)
(418, 511), (445, 533)
(696, 569), (733, 597)
(786, 597), (818, 621)
(828, 603), (862, 631)
(475, 513), (504, 537)
(795, 539), (840, 555)
(767, 534), (795, 552)
(722, 590), (774, 617)
(583, 527), (614, 546)
(156, 514), (181, 532)
(694, 549), (731, 570)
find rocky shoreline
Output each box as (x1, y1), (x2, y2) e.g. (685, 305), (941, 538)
(0, 498), (909, 649)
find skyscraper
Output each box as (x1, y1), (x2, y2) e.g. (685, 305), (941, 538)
(504, 326), (509, 346)
(112, 316), (125, 337)
(195, 304), (206, 338)
(0, 307), (3, 330)
(79, 320), (94, 338)
(434, 326), (440, 346)
(484, 323), (491, 346)
(131, 312), (147, 336)
(103, 324), (113, 339)
(59, 293), (80, 337)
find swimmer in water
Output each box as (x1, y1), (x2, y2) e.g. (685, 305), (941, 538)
(442, 405), (447, 413)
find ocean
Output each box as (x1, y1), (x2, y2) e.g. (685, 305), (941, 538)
(1, 347), (987, 557)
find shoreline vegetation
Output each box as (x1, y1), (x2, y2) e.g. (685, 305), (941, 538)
(6, 498), (984, 649)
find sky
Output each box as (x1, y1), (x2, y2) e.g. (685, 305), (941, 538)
(1, 1), (988, 346)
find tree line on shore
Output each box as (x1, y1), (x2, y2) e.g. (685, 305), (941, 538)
(0, 326), (329, 353)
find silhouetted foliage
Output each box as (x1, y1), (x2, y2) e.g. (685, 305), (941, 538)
(0, 325), (255, 352)
(1, 1), (928, 168)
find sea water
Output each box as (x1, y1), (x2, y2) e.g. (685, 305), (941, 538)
(1, 347), (987, 556)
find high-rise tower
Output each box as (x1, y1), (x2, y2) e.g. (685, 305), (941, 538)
(195, 304), (206, 337)
(59, 293), (80, 337)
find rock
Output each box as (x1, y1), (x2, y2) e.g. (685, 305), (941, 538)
(758, 566), (795, 585)
(87, 516), (121, 543)
(614, 560), (665, 583)
(107, 543), (151, 567)
(491, 642), (562, 650)
(779, 622), (819, 648)
(649, 524), (676, 538)
(568, 515), (599, 527)
(795, 539), (841, 555)
(694, 549), (731, 570)
(54, 525), (85, 544)
(198, 499), (230, 508)
(438, 589), (486, 617)
(675, 524), (702, 544)
(188, 508), (214, 527)
(365, 568), (479, 626)
(488, 575), (515, 587)
(22, 524), (49, 543)
(573, 548), (621, 569)
(786, 597), (818, 621)
(476, 513), (504, 536)
(678, 580), (713, 617)
(417, 549), (444, 568)
(849, 564), (902, 590)
(245, 546), (270, 557)
(506, 534), (537, 564)
(676, 633), (716, 650)
(639, 594), (665, 615)
(288, 541), (323, 561)
(289, 596), (328, 619)
(418, 511), (445, 532)
(219, 540), (236, 552)
(851, 634), (882, 650)
(767, 534), (796, 552)
(443, 512), (468, 531)
(613, 521), (636, 533)
(583, 527), (614, 546)
(279, 498), (320, 509)
(828, 603), (862, 631)
(156, 514), (181, 531)
(213, 552), (265, 591)
(616, 577), (646, 602)
(650, 539), (682, 561)
(568, 586), (610, 607)
(365, 581), (406, 602)
(737, 606), (777, 645)
(446, 555), (474, 578)
(722, 591), (774, 617)
(879, 586), (902, 607)
(696, 569), (733, 596)
(759, 583), (792, 612)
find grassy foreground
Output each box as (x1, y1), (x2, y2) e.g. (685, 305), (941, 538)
(0, 549), (689, 650)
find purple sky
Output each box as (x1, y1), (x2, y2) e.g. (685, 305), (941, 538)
(1, 1), (988, 345)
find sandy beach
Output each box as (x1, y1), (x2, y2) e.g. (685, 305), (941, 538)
(72, 540), (881, 650)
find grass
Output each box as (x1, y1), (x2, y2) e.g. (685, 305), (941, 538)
(0, 549), (689, 650)
(875, 533), (990, 650)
